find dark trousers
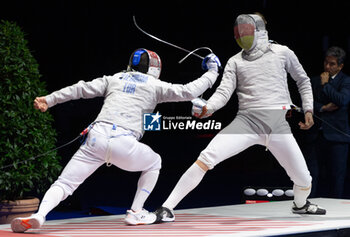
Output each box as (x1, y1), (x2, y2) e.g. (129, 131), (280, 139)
(302, 131), (349, 198)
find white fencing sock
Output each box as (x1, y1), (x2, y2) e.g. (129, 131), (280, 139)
(163, 163), (206, 210)
(37, 185), (65, 217)
(293, 184), (311, 208)
(131, 169), (159, 212)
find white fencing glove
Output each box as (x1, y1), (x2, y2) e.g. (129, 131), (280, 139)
(191, 97), (212, 118)
(201, 53), (221, 72)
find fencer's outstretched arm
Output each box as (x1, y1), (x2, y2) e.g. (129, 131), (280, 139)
(44, 77), (108, 108)
(155, 70), (218, 103)
(156, 54), (220, 103)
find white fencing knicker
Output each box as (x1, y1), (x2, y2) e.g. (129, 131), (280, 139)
(198, 109), (312, 188)
(51, 122), (162, 200)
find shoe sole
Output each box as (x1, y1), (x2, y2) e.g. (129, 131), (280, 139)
(124, 214), (157, 225)
(162, 217), (175, 222)
(154, 216), (175, 224)
(292, 210), (326, 215)
(11, 217), (41, 233)
(124, 218), (156, 225)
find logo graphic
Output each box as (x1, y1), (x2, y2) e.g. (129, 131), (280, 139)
(143, 112), (162, 131)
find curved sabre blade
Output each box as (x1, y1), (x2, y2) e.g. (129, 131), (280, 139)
(133, 16), (204, 60)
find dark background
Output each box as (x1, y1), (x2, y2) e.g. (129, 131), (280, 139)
(2, 0), (350, 213)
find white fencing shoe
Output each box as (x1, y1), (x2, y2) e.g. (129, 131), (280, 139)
(11, 213), (45, 233)
(124, 208), (157, 225)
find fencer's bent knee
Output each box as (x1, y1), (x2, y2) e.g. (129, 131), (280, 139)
(51, 174), (85, 200)
(145, 154), (162, 172)
(293, 172), (312, 188)
(152, 154), (162, 171)
(51, 183), (70, 201)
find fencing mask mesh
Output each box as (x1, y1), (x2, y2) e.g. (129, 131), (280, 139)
(234, 14), (266, 51)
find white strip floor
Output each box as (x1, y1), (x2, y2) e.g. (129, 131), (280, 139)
(1, 198), (349, 237)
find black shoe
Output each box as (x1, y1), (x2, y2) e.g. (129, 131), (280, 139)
(154, 206), (175, 223)
(292, 200), (326, 215)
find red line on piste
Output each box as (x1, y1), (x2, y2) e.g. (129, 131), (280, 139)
(2, 213), (320, 236)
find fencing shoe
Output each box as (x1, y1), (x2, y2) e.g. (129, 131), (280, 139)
(124, 209), (157, 225)
(292, 200), (326, 215)
(154, 206), (175, 223)
(11, 213), (45, 233)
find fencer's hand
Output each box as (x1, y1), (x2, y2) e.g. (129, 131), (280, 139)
(191, 98), (212, 118)
(34, 96), (48, 112)
(298, 111), (314, 130)
(320, 72), (330, 85)
(321, 102), (339, 112)
(202, 53), (221, 72)
(198, 105), (212, 118)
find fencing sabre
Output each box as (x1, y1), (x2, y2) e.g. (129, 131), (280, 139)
(133, 16), (212, 63)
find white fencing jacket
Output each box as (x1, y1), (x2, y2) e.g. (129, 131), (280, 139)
(207, 43), (313, 114)
(46, 70), (218, 139)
